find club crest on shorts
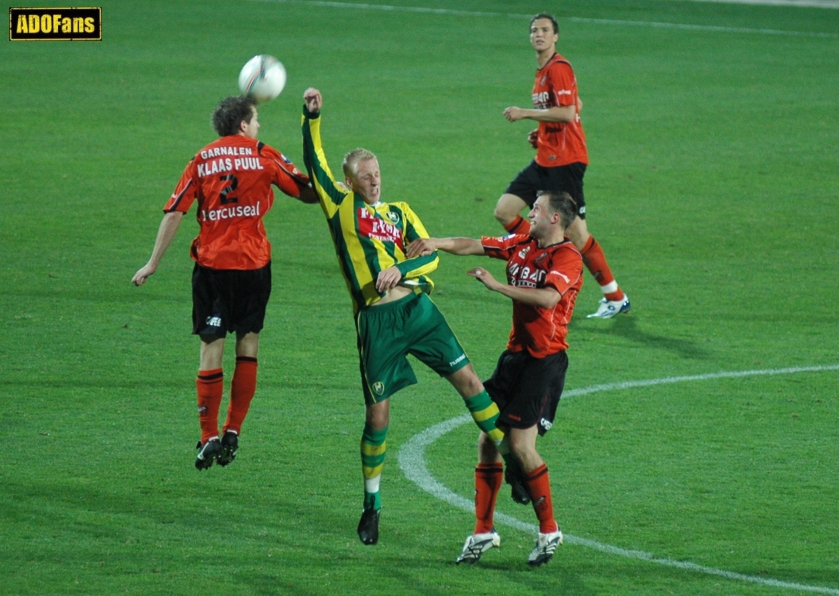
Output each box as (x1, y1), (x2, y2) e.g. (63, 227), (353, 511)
(372, 381), (385, 396)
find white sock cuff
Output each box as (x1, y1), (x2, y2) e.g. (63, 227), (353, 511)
(599, 281), (618, 294)
(364, 475), (381, 494)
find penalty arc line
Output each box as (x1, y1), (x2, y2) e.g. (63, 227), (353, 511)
(398, 364), (839, 595)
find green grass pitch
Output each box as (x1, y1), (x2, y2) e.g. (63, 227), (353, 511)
(1, 1), (838, 594)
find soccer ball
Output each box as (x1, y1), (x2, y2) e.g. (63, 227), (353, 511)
(238, 55), (286, 103)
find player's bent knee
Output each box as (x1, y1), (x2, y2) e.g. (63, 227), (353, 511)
(508, 431), (539, 459)
(494, 194), (527, 226)
(447, 365), (483, 398)
(493, 206), (512, 225)
(365, 399), (390, 428)
(493, 204), (517, 226)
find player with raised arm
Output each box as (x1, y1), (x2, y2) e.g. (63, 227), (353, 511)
(301, 88), (509, 546)
(133, 95), (317, 470)
(408, 190), (582, 566)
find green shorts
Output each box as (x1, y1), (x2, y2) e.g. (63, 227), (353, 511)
(355, 292), (470, 404)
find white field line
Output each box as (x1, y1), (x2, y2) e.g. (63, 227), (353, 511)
(252, 0), (839, 38)
(398, 364), (839, 595)
(690, 0), (839, 7)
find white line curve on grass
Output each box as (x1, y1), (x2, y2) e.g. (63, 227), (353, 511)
(253, 0), (839, 38)
(398, 364), (839, 595)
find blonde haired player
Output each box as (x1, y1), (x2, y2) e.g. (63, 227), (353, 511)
(301, 88), (509, 545)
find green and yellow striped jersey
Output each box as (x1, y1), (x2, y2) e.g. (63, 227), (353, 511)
(302, 107), (439, 313)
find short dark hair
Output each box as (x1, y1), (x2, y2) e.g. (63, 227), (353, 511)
(538, 190), (577, 228)
(211, 96), (258, 137)
(530, 13), (559, 35)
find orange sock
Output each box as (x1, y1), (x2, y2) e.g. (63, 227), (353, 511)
(580, 235), (624, 301)
(223, 357), (258, 435)
(474, 463), (503, 534)
(196, 368), (223, 443)
(524, 464), (558, 534)
(504, 215), (530, 235)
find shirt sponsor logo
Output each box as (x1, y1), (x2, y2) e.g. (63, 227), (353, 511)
(533, 91), (551, 104)
(358, 208), (404, 247)
(508, 263), (547, 288)
(10, 7), (101, 41)
(202, 202), (261, 222)
(532, 91), (551, 109)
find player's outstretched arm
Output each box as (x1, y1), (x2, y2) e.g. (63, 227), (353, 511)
(132, 211), (184, 286)
(407, 237), (484, 258)
(503, 105), (576, 123)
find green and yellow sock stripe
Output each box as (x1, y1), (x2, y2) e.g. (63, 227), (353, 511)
(464, 391), (505, 443)
(361, 425), (388, 480)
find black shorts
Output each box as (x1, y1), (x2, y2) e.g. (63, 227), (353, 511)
(505, 160), (587, 219)
(484, 349), (568, 436)
(191, 263), (272, 339)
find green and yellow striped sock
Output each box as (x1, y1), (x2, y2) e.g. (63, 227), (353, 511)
(463, 390), (505, 444)
(361, 424), (387, 511)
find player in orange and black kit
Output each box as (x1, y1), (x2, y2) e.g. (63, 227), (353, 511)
(132, 95), (317, 470)
(408, 190), (582, 566)
(495, 13), (630, 320)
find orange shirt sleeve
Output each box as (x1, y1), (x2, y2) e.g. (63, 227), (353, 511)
(547, 60), (577, 108)
(263, 145), (310, 198)
(164, 159), (199, 214)
(481, 234), (530, 262)
(543, 244), (584, 296)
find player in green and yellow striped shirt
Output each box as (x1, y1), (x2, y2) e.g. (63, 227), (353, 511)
(302, 88), (508, 545)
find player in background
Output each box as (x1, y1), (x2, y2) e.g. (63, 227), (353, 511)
(132, 95), (317, 470)
(301, 88), (509, 546)
(408, 191), (582, 566)
(495, 13), (629, 320)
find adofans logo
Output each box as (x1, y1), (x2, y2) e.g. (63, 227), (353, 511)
(9, 7), (101, 41)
